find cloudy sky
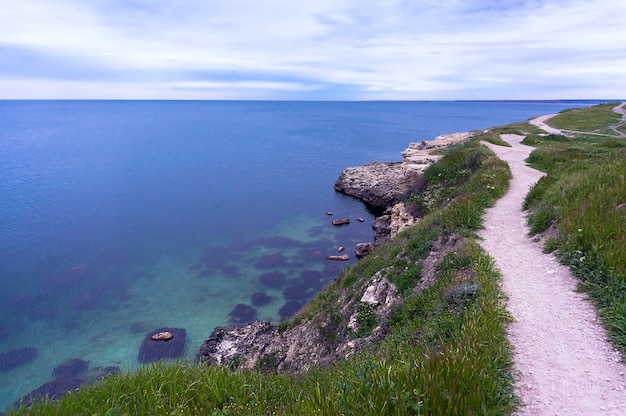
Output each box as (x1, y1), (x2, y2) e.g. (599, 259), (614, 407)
(1, 0), (625, 100)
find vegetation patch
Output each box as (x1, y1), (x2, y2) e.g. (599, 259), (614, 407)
(355, 303), (377, 337)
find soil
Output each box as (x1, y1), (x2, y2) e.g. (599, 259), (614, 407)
(479, 133), (626, 415)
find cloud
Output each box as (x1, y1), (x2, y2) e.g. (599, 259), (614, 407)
(0, 0), (624, 99)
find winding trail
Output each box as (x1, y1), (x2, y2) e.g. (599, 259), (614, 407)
(479, 133), (626, 415)
(530, 102), (626, 137)
(528, 114), (563, 135)
(610, 103), (626, 137)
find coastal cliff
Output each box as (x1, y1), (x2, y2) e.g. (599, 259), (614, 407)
(197, 130), (480, 371)
(335, 131), (481, 208)
(335, 130), (483, 242)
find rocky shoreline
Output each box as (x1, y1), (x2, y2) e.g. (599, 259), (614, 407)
(10, 130), (483, 407)
(335, 130), (483, 244)
(194, 130), (481, 372)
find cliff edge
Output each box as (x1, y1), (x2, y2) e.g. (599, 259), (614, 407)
(197, 130), (480, 372)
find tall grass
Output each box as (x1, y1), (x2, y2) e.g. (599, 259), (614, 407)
(10, 136), (515, 415)
(522, 103), (626, 351)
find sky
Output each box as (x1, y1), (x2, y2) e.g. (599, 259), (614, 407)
(1, 0), (625, 100)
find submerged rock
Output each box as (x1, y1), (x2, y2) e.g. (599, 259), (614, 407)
(283, 285), (313, 302)
(300, 269), (323, 282)
(15, 359), (120, 408)
(16, 375), (82, 408)
(228, 304), (257, 324)
(259, 271), (287, 288)
(255, 236), (300, 248)
(83, 366), (120, 384)
(278, 301), (302, 320)
(52, 358), (89, 378)
(138, 327), (187, 363)
(251, 292), (272, 306)
(0, 347), (37, 373)
(254, 253), (287, 269)
(201, 246), (230, 269)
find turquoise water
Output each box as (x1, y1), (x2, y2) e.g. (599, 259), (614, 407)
(0, 100), (603, 409)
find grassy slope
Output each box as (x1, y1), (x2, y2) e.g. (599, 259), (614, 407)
(13, 103), (623, 415)
(521, 102), (626, 353)
(11, 135), (516, 415)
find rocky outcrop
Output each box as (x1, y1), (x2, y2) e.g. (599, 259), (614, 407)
(196, 132), (479, 376)
(138, 327), (187, 363)
(334, 162), (407, 209)
(372, 212), (392, 244)
(371, 202), (419, 244)
(334, 132), (478, 209)
(151, 331), (174, 341)
(325, 254), (350, 261)
(390, 202), (418, 237)
(197, 237), (467, 375)
(400, 131), (479, 175)
(355, 242), (374, 259)
(198, 273), (402, 373)
(335, 131), (480, 245)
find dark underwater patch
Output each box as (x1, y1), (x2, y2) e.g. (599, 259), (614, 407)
(279, 300), (302, 320)
(228, 304), (257, 324)
(138, 327), (187, 363)
(0, 347), (37, 372)
(254, 253), (287, 269)
(251, 292), (272, 306)
(259, 271), (287, 288)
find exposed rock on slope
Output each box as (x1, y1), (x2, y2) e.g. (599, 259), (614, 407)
(198, 131), (479, 373)
(198, 274), (401, 372)
(197, 234), (467, 373)
(334, 162), (406, 209)
(334, 131), (480, 209)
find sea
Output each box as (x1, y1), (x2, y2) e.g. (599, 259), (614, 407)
(0, 100), (604, 409)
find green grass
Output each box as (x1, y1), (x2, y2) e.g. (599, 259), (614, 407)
(475, 130), (513, 147)
(10, 136), (516, 415)
(11, 241), (515, 416)
(547, 103), (622, 135)
(522, 103), (626, 352)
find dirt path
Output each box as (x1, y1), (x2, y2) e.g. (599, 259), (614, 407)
(479, 134), (626, 415)
(528, 114), (563, 135)
(610, 103), (626, 137)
